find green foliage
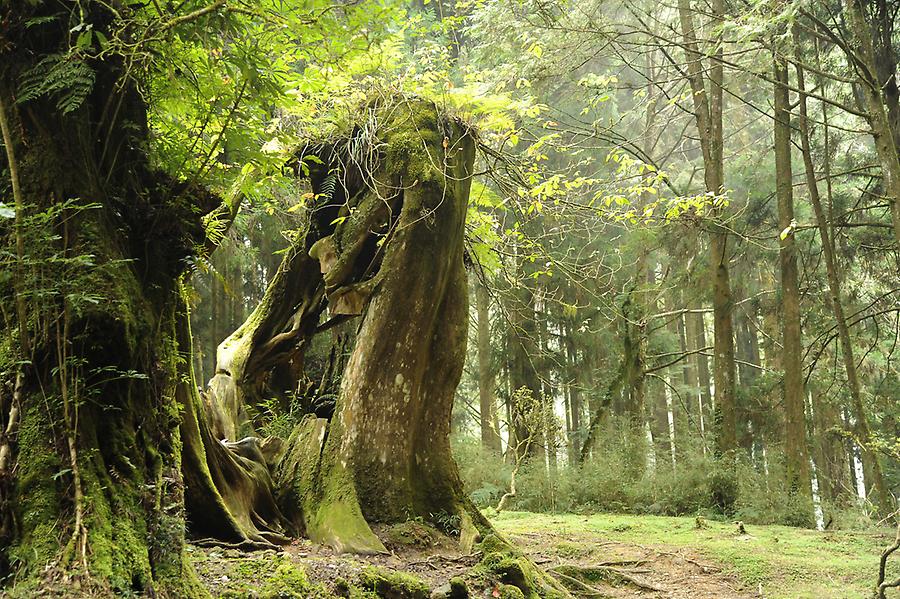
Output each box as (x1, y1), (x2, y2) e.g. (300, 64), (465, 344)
(707, 468), (739, 515)
(455, 420), (873, 528)
(0, 199), (114, 357)
(255, 395), (304, 440)
(17, 53), (95, 114)
(454, 438), (512, 507)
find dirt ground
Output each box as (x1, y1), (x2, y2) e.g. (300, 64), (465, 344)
(503, 528), (757, 599)
(193, 521), (760, 598)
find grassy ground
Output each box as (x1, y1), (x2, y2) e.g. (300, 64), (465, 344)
(491, 511), (897, 599)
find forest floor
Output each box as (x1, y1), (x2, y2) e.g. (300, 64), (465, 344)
(191, 511), (897, 599)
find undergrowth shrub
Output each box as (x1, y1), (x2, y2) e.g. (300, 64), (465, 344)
(453, 438), (512, 508)
(453, 419), (873, 529)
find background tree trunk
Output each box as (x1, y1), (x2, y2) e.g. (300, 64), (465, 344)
(677, 0), (737, 468)
(774, 40), (813, 522)
(793, 42), (893, 515)
(476, 279), (502, 453)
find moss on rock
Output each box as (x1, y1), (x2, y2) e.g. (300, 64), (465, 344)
(497, 584), (526, 599)
(357, 566), (430, 599)
(473, 535), (568, 599)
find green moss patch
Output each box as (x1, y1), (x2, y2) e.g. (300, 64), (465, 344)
(356, 566), (430, 599)
(496, 584), (525, 599)
(191, 549), (324, 598)
(473, 535), (567, 599)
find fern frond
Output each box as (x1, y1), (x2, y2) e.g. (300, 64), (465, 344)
(25, 15), (59, 28)
(17, 53), (95, 115)
(319, 173), (337, 202)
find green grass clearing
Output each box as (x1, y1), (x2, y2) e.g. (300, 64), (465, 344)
(491, 511), (897, 599)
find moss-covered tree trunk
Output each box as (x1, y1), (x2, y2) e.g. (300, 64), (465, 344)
(271, 100), (490, 553)
(0, 5), (289, 595)
(206, 245), (327, 440)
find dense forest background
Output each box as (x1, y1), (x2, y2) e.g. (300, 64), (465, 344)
(186, 0), (900, 530)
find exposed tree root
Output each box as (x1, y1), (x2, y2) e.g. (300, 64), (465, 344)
(590, 559), (647, 568)
(550, 564), (664, 594)
(0, 369), (23, 475)
(474, 534), (569, 598)
(547, 570), (612, 598)
(180, 301), (293, 551)
(191, 537), (282, 552)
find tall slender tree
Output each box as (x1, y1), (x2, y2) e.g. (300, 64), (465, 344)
(677, 0), (737, 466)
(476, 279), (502, 452)
(773, 29), (813, 521)
(793, 30), (893, 515)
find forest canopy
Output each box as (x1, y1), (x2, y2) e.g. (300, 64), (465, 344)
(0, 0), (898, 597)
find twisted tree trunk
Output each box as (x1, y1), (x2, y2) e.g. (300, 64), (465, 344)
(273, 100), (489, 553)
(202, 100), (491, 555)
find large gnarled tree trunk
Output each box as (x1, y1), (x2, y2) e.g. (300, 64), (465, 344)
(205, 100), (492, 554)
(0, 5), (291, 595)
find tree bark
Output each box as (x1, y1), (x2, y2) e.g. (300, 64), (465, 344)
(0, 5), (290, 592)
(677, 0), (737, 466)
(773, 39), (813, 522)
(563, 318), (583, 462)
(208, 243), (326, 439)
(733, 299), (753, 455)
(688, 310), (712, 443)
(621, 288), (648, 477)
(506, 277), (543, 461)
(793, 37), (893, 515)
(274, 100), (490, 553)
(476, 279), (502, 452)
